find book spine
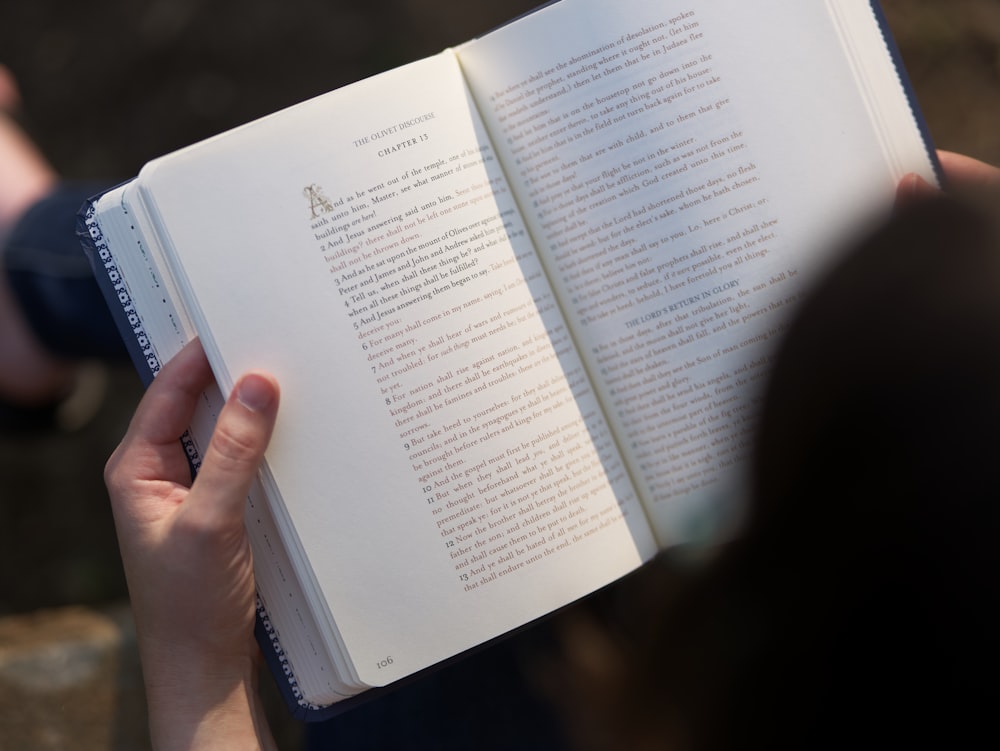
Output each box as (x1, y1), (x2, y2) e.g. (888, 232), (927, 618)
(77, 195), (159, 387)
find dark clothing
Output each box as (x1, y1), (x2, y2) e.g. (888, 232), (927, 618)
(2, 181), (125, 359)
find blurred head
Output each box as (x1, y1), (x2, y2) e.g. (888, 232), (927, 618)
(555, 194), (1000, 751)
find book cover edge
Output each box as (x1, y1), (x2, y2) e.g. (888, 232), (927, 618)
(76, 193), (344, 721)
(869, 0), (944, 183)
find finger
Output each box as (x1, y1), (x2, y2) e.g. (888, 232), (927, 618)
(187, 371), (280, 529)
(105, 340), (214, 496)
(895, 172), (938, 210)
(128, 339), (216, 447)
(938, 150), (1000, 191)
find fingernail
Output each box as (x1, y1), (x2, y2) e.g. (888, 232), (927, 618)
(236, 373), (276, 413)
(895, 173), (935, 211)
(911, 173), (933, 195)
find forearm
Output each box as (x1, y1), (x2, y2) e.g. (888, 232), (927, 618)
(141, 647), (278, 751)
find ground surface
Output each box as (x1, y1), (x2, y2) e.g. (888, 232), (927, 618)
(0, 0), (997, 639)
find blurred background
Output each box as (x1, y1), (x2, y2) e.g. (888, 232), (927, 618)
(0, 0), (997, 746)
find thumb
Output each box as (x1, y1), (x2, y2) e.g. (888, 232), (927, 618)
(189, 372), (280, 527)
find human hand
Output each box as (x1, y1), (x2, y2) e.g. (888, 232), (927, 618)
(105, 339), (279, 751)
(937, 150), (1000, 192)
(898, 150), (1000, 205)
(937, 150), (1000, 220)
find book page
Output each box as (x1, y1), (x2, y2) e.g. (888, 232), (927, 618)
(136, 51), (657, 691)
(458, 0), (936, 545)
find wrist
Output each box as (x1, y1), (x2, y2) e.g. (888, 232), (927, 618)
(141, 645), (276, 751)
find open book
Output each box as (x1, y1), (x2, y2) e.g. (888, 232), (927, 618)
(81, 0), (937, 720)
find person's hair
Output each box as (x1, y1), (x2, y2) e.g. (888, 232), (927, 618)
(550, 196), (1000, 751)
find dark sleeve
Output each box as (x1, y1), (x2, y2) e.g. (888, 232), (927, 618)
(2, 181), (126, 359)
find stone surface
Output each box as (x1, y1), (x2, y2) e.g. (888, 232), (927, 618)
(0, 603), (304, 750)
(0, 604), (149, 751)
